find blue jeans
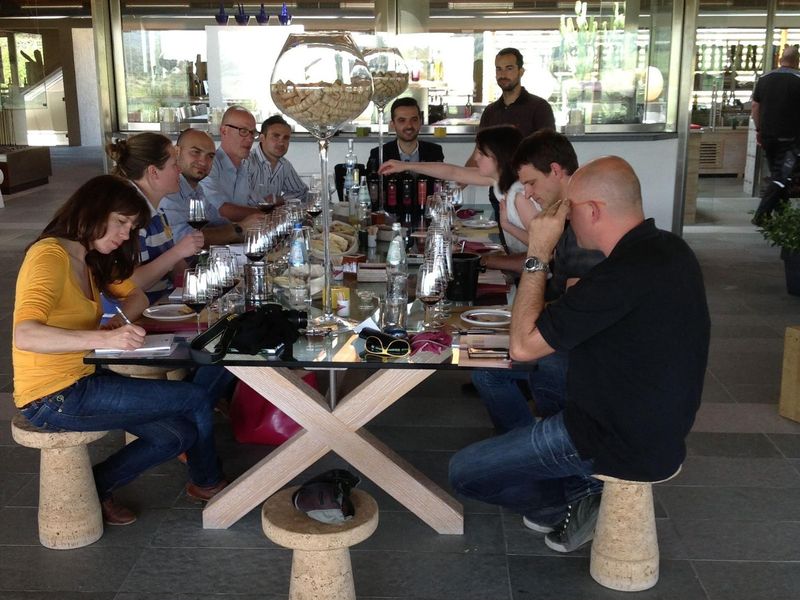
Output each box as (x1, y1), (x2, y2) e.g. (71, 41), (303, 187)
(472, 351), (568, 433)
(192, 366), (236, 406)
(20, 370), (222, 499)
(448, 412), (601, 525)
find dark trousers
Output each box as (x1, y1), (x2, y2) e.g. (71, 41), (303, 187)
(753, 137), (800, 224)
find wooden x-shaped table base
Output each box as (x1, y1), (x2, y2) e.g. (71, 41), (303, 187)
(203, 366), (464, 535)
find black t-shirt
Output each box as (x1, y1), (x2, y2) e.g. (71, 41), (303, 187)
(478, 88), (555, 138)
(752, 67), (800, 139)
(547, 224), (605, 301)
(536, 219), (710, 481)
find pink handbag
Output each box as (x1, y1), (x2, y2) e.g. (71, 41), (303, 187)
(229, 372), (318, 445)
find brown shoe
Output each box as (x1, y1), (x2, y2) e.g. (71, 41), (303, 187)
(100, 497), (137, 526)
(176, 452), (188, 464)
(186, 479), (229, 502)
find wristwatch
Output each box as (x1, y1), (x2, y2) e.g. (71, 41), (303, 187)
(523, 255), (550, 274)
(233, 224), (243, 237)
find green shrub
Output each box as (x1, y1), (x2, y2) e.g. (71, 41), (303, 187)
(759, 204), (800, 254)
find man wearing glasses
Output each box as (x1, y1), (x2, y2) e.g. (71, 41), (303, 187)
(249, 115), (309, 203)
(200, 105), (263, 222)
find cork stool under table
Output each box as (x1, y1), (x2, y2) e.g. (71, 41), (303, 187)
(262, 486), (379, 600)
(11, 413), (108, 549)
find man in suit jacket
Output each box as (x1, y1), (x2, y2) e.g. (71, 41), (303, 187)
(367, 97), (444, 172)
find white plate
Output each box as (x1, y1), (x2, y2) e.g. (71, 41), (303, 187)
(460, 308), (512, 327)
(143, 304), (196, 321)
(461, 219), (498, 229)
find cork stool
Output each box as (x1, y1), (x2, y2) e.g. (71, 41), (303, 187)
(11, 413), (108, 549)
(262, 486), (379, 600)
(590, 467), (681, 592)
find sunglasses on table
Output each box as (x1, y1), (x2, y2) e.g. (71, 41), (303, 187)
(358, 328), (411, 358)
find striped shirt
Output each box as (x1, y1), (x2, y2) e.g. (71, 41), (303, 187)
(249, 144), (308, 201)
(139, 198), (175, 302)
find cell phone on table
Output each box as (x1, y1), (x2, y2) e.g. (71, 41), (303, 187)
(467, 347), (509, 359)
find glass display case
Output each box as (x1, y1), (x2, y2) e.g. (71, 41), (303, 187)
(691, 27), (800, 128)
(115, 1), (680, 135)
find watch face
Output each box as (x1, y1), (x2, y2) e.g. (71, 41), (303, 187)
(525, 256), (547, 273)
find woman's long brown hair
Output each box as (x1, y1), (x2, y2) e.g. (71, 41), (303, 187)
(34, 175), (150, 290)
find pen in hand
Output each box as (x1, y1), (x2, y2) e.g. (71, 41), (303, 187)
(115, 305), (134, 326)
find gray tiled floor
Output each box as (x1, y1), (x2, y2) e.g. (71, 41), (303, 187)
(1, 154), (799, 599)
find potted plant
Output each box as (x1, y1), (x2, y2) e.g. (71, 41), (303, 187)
(758, 204), (800, 296)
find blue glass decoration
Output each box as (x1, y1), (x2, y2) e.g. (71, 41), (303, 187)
(235, 3), (250, 25)
(278, 2), (292, 25)
(256, 4), (269, 24)
(215, 3), (229, 25)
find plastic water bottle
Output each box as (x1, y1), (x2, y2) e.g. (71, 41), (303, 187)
(384, 222), (408, 333)
(288, 223), (310, 309)
(358, 175), (372, 228)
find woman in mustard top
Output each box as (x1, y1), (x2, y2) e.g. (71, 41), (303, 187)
(12, 175), (226, 526)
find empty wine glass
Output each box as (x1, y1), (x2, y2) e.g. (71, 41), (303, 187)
(416, 260), (444, 331)
(182, 267), (209, 334)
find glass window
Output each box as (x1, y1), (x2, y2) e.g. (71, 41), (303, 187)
(118, 1), (678, 133)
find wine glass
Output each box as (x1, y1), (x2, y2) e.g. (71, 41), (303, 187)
(187, 196), (209, 255)
(416, 260), (444, 331)
(255, 184), (277, 214)
(244, 227), (266, 262)
(187, 196), (208, 230)
(305, 189), (323, 226)
(362, 47), (409, 215)
(271, 32), (373, 331)
(182, 267), (209, 334)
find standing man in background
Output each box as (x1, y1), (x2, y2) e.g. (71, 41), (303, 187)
(471, 48), (556, 243)
(751, 45), (800, 225)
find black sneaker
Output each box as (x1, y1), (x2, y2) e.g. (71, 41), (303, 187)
(544, 493), (601, 553)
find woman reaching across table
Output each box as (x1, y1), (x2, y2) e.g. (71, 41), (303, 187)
(379, 125), (533, 253)
(12, 175), (227, 526)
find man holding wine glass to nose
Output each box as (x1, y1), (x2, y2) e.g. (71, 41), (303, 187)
(161, 128), (263, 247)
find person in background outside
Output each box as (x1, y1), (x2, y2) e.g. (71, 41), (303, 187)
(106, 133), (202, 304)
(750, 45), (800, 225)
(249, 115), (309, 204)
(160, 128), (262, 246)
(200, 105), (262, 222)
(12, 175), (227, 527)
(449, 156), (709, 554)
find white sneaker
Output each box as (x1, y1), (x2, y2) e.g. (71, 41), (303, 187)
(522, 516), (554, 534)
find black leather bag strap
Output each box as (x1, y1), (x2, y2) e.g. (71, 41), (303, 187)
(188, 313), (240, 364)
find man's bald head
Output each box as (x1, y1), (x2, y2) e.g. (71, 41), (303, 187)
(569, 156), (643, 215)
(780, 45), (799, 69)
(567, 156), (645, 254)
(176, 128), (216, 184)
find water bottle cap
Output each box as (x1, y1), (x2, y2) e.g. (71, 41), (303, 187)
(294, 222), (302, 229)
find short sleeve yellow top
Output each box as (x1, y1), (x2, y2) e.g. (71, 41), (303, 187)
(12, 238), (136, 408)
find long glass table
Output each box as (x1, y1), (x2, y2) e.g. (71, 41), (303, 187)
(86, 296), (518, 535)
